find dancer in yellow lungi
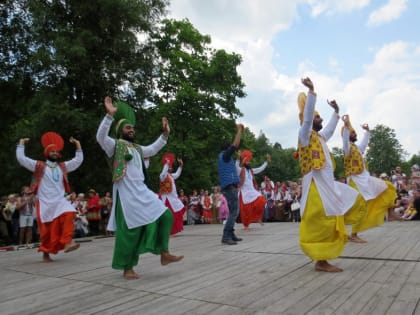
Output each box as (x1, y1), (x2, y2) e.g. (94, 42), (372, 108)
(297, 78), (360, 272)
(341, 115), (397, 243)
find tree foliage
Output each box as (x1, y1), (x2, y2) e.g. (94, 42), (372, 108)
(365, 124), (405, 175)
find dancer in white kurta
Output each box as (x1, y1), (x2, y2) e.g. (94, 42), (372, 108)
(16, 133), (82, 262)
(236, 150), (269, 229)
(159, 154), (185, 235)
(96, 96), (183, 280)
(342, 115), (397, 242)
(297, 77), (361, 272)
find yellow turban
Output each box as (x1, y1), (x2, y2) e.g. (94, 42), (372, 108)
(341, 115), (356, 136)
(298, 92), (318, 125)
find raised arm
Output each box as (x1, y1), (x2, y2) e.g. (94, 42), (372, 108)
(319, 99), (340, 141)
(358, 123), (370, 153)
(172, 158), (183, 180)
(65, 137), (83, 172)
(341, 115), (351, 156)
(16, 138), (36, 172)
(96, 96), (117, 158)
(298, 77), (316, 146)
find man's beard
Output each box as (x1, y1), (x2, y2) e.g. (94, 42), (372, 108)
(245, 164), (251, 169)
(313, 123), (322, 132)
(121, 133), (134, 142)
(47, 156), (58, 162)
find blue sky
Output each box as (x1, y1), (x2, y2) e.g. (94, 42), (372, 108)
(169, 0), (420, 158)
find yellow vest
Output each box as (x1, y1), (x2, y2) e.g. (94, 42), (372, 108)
(298, 130), (326, 175)
(344, 143), (365, 177)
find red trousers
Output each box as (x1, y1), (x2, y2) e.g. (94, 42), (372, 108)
(239, 194), (266, 228)
(36, 203), (75, 254)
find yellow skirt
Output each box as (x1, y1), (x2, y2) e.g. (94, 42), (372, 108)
(356, 181), (397, 232)
(344, 179), (367, 232)
(300, 180), (347, 261)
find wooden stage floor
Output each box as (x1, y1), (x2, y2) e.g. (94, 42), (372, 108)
(1, 221), (420, 315)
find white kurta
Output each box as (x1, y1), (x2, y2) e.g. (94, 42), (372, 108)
(298, 93), (358, 217)
(96, 115), (168, 231)
(16, 145), (83, 223)
(159, 163), (184, 212)
(236, 161), (267, 204)
(343, 128), (386, 200)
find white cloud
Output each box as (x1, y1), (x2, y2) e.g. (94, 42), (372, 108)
(305, 0), (371, 16)
(367, 0), (407, 27)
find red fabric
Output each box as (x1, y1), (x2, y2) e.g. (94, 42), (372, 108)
(239, 193), (266, 228)
(164, 199), (185, 235)
(86, 194), (101, 221)
(36, 201), (75, 254)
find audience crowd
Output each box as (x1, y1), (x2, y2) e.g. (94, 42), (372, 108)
(1, 164), (420, 247)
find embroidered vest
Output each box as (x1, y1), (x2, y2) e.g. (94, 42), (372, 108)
(30, 161), (71, 194)
(298, 130), (326, 175)
(344, 143), (365, 177)
(112, 139), (148, 183)
(159, 175), (173, 194)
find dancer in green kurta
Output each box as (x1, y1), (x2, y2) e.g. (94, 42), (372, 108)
(96, 96), (183, 280)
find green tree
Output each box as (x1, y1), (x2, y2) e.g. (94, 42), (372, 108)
(145, 19), (246, 193)
(0, 0), (168, 194)
(366, 124), (405, 175)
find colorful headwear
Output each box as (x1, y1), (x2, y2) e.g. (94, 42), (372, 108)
(112, 101), (136, 137)
(240, 150), (253, 165)
(162, 153), (175, 166)
(297, 92), (319, 125)
(41, 132), (64, 157)
(341, 115), (356, 136)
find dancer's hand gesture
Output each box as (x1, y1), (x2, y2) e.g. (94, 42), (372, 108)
(104, 96), (117, 116)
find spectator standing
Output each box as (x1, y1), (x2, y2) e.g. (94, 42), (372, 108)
(86, 189), (101, 235)
(17, 186), (36, 247)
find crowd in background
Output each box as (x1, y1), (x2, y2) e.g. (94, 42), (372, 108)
(1, 164), (420, 247)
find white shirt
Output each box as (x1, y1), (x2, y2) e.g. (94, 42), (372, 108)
(16, 145), (83, 223)
(298, 93), (358, 217)
(236, 161), (268, 204)
(96, 115), (168, 231)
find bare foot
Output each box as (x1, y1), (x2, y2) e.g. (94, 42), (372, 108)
(315, 260), (343, 272)
(43, 253), (54, 262)
(349, 235), (367, 243)
(64, 242), (80, 253)
(161, 252), (184, 266)
(123, 269), (140, 280)
(243, 226), (249, 230)
(258, 220), (264, 226)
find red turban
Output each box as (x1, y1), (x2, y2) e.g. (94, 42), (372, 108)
(162, 153), (175, 166)
(241, 150), (253, 165)
(41, 132), (64, 157)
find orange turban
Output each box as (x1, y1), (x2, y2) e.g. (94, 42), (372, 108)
(41, 132), (64, 157)
(240, 150), (253, 165)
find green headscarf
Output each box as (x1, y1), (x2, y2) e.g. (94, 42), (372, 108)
(111, 101), (136, 138)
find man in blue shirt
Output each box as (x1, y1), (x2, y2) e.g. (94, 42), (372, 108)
(217, 124), (244, 245)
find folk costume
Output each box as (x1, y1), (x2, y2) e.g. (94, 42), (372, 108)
(159, 153), (185, 235)
(236, 150), (267, 229)
(342, 117), (396, 233)
(16, 132), (83, 255)
(297, 92), (360, 262)
(96, 101), (176, 271)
